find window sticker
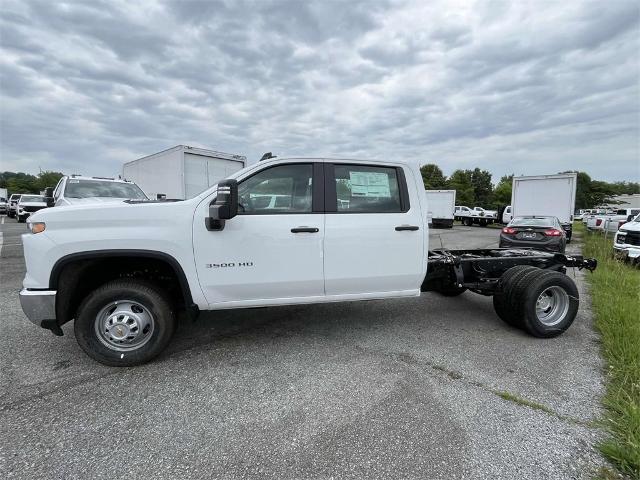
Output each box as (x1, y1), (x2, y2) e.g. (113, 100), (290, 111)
(349, 171), (391, 197)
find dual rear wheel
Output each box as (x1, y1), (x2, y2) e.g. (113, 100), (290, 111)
(493, 266), (579, 337)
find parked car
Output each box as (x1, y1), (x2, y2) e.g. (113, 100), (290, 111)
(16, 195), (49, 223)
(586, 210), (616, 231)
(0, 196), (7, 214)
(7, 194), (23, 218)
(499, 216), (567, 253)
(582, 209), (606, 226)
(18, 157), (597, 366)
(45, 175), (149, 206)
(614, 214), (640, 263)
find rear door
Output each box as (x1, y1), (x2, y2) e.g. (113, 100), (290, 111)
(323, 162), (425, 297)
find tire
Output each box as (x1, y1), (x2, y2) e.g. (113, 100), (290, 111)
(17, 215), (25, 223)
(492, 265), (540, 327)
(479, 219), (487, 227)
(514, 271), (579, 338)
(74, 279), (176, 366)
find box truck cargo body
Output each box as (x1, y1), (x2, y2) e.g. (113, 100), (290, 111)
(123, 145), (246, 199)
(511, 173), (577, 240)
(425, 190), (456, 228)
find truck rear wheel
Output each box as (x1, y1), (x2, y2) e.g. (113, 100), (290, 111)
(514, 271), (579, 338)
(492, 265), (539, 327)
(74, 279), (176, 366)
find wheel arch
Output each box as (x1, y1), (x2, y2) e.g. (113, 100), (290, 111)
(50, 250), (198, 326)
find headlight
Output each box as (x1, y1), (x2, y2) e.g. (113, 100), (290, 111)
(27, 221), (46, 234)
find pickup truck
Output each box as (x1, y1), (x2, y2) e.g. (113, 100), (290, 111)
(19, 157), (597, 366)
(44, 175), (148, 206)
(614, 213), (640, 262)
(454, 206), (498, 226)
(601, 208), (640, 234)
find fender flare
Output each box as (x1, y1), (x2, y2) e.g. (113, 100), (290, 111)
(50, 249), (197, 313)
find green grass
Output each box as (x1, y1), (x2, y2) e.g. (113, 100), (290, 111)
(575, 222), (640, 478)
(494, 390), (556, 415)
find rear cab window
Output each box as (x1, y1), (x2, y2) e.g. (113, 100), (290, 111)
(329, 164), (407, 213)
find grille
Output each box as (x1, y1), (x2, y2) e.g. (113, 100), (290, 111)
(621, 231), (640, 246)
(23, 206), (45, 213)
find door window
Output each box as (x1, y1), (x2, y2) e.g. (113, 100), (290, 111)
(238, 164), (313, 214)
(333, 165), (402, 213)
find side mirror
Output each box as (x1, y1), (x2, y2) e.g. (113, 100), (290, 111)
(206, 179), (238, 231)
(44, 187), (54, 197)
(628, 214), (634, 222)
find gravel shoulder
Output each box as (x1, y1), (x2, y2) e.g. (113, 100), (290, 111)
(0, 219), (607, 479)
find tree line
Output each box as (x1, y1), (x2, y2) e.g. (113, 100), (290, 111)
(0, 171), (64, 196)
(420, 164), (639, 210)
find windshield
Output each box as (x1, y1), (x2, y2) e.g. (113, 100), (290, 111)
(64, 180), (147, 199)
(510, 217), (555, 227)
(20, 195), (46, 202)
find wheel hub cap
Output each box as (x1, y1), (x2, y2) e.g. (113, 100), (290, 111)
(95, 301), (155, 352)
(535, 286), (570, 326)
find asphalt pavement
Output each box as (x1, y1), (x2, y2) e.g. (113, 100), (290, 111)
(0, 217), (606, 479)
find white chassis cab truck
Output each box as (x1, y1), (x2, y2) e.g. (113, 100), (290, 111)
(19, 158), (597, 366)
(454, 206), (498, 226)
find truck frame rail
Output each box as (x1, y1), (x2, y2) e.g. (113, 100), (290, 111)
(423, 248), (597, 295)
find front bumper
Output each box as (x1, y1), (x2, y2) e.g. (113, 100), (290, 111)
(19, 289), (56, 327)
(613, 243), (640, 258)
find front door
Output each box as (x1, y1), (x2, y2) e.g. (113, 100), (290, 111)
(323, 163), (426, 297)
(193, 162), (325, 307)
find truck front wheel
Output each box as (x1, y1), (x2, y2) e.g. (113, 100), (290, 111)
(74, 279), (176, 366)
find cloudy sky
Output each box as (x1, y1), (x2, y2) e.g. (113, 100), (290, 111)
(1, 0), (639, 182)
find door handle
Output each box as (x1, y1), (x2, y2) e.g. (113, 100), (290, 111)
(395, 225), (419, 231)
(291, 227), (319, 233)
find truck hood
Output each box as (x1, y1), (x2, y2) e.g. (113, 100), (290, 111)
(63, 197), (132, 205)
(28, 196), (196, 225)
(620, 221), (640, 233)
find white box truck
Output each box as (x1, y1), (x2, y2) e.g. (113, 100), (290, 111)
(425, 190), (456, 228)
(510, 173), (577, 241)
(123, 145), (246, 199)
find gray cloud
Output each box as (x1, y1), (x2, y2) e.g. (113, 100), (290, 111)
(0, 0), (638, 182)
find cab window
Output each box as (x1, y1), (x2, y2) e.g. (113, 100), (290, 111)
(237, 164), (313, 214)
(333, 164), (402, 213)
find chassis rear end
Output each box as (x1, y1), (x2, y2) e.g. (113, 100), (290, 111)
(423, 248), (597, 337)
